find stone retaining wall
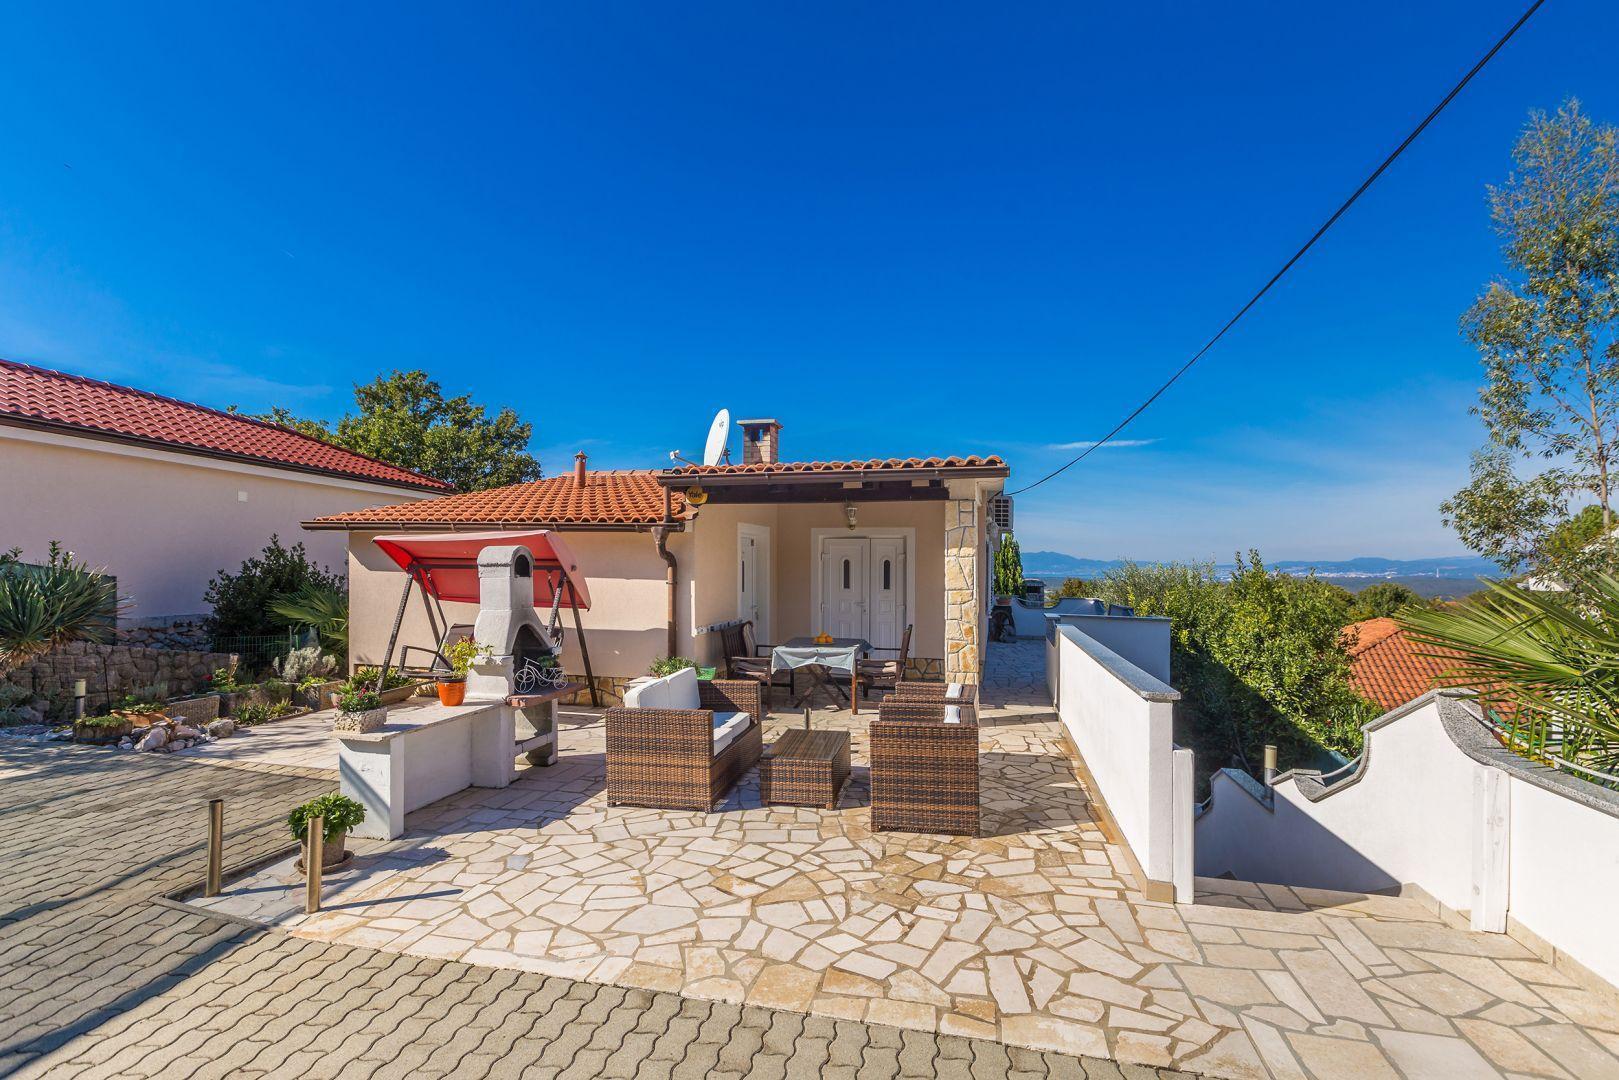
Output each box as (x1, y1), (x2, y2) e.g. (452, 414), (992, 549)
(5, 641), (237, 721)
(116, 616), (212, 651)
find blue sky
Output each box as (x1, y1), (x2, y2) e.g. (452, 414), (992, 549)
(2, 2), (1614, 561)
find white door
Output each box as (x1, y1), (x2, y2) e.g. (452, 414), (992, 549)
(867, 537), (906, 650)
(739, 532), (759, 631)
(821, 538), (869, 640)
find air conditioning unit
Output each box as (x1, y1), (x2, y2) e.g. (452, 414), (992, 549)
(989, 494), (1013, 531)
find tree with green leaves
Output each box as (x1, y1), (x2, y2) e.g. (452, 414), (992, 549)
(203, 536), (344, 642)
(1347, 582), (1424, 621)
(1443, 101), (1619, 580)
(993, 533), (1025, 600)
(254, 371), (541, 493)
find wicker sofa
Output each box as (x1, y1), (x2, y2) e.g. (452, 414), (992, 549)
(869, 696), (980, 836)
(604, 668), (763, 811)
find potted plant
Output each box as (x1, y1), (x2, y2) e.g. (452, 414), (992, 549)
(288, 792), (366, 870)
(110, 693), (169, 728)
(332, 688), (386, 733)
(435, 638), (482, 706)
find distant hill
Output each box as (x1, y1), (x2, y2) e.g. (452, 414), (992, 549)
(1019, 551), (1498, 584)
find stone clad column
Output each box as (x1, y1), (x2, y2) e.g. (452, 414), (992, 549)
(943, 484), (980, 685)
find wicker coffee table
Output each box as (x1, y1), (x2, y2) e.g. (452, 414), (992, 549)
(760, 729), (851, 809)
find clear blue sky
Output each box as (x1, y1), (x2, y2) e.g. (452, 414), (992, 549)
(2, 2), (1614, 561)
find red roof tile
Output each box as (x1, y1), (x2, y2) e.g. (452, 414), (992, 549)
(0, 358), (450, 492)
(666, 455), (1007, 476)
(307, 471), (678, 528)
(1344, 618), (1464, 711)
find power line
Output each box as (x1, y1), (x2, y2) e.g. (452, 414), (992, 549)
(1009, 0), (1548, 497)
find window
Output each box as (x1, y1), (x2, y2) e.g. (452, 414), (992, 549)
(842, 559), (851, 589)
(882, 559), (892, 590)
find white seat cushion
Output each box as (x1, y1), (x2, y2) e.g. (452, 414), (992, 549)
(667, 667), (701, 710)
(711, 711), (750, 754)
(945, 683), (964, 700)
(944, 705), (962, 725)
(623, 676), (667, 709)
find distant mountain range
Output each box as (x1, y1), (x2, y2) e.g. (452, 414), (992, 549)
(1019, 551), (1498, 582)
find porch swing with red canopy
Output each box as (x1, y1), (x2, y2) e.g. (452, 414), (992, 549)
(369, 530), (599, 706)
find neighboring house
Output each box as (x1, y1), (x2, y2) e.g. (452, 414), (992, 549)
(306, 419), (1009, 695)
(1344, 616), (1461, 711)
(0, 358), (450, 624)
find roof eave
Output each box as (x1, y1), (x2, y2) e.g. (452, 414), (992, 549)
(654, 464), (1009, 486)
(0, 413), (452, 494)
(301, 518), (681, 532)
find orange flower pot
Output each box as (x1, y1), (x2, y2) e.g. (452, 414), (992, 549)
(436, 679), (467, 706)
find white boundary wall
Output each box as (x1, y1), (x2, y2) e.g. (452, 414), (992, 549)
(1049, 622), (1192, 900)
(1196, 691), (1619, 991)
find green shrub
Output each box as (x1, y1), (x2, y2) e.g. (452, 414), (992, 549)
(337, 689), (382, 713)
(203, 536), (343, 641)
(210, 667), (251, 694)
(341, 667), (416, 695)
(0, 542), (122, 677)
(649, 656), (698, 677)
(236, 701), (300, 725)
(288, 793), (366, 843)
(1085, 552), (1377, 784)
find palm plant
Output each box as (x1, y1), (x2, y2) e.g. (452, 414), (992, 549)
(0, 543), (122, 676)
(1399, 574), (1619, 778)
(268, 582), (349, 656)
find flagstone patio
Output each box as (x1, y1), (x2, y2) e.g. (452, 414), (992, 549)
(189, 642), (1619, 1079)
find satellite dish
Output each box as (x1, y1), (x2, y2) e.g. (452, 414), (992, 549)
(702, 409), (731, 466)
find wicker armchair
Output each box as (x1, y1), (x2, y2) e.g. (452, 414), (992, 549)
(719, 620), (794, 710)
(891, 680), (977, 708)
(855, 624), (912, 705)
(869, 699), (980, 836)
(605, 677), (763, 811)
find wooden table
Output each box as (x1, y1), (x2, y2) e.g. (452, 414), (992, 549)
(760, 728), (851, 809)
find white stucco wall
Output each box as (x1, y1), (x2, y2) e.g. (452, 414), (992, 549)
(1, 427), (437, 619)
(1196, 692), (1619, 991)
(1048, 613), (1171, 684)
(1051, 623), (1186, 890)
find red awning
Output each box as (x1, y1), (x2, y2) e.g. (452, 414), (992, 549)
(371, 530), (592, 610)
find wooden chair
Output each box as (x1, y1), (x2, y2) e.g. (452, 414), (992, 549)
(720, 620), (792, 709)
(869, 698), (979, 836)
(856, 624), (913, 705)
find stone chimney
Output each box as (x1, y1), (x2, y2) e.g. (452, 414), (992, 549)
(739, 419), (782, 465)
(574, 451), (588, 487)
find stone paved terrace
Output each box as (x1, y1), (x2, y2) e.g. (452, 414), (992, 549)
(0, 731), (1187, 1080)
(187, 641), (1619, 1079)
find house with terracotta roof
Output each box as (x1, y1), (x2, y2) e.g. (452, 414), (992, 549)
(1343, 616), (1462, 711)
(306, 419), (1009, 696)
(1, 358), (450, 622)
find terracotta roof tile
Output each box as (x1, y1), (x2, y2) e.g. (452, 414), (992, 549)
(667, 455), (1007, 476)
(0, 358), (450, 491)
(308, 471), (677, 528)
(1344, 618), (1465, 711)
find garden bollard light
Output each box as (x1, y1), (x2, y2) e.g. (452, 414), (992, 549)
(305, 816), (323, 914)
(73, 679), (87, 720)
(205, 799), (224, 897)
(1263, 744), (1278, 788)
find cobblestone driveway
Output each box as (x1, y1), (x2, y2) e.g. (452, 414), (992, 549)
(0, 740), (1188, 1079)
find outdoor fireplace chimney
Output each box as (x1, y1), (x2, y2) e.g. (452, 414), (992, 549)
(574, 451), (588, 487)
(739, 419), (781, 465)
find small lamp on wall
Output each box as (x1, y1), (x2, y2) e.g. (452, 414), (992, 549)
(844, 502), (858, 531)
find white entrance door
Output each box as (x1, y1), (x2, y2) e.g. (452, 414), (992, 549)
(738, 524), (769, 642)
(821, 538), (869, 640)
(819, 536), (907, 645)
(867, 537), (906, 651)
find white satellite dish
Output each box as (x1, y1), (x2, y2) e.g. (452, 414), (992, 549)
(702, 409), (731, 466)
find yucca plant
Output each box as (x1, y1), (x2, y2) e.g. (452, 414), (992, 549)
(1399, 574), (1619, 778)
(269, 582), (349, 656)
(0, 543), (123, 677)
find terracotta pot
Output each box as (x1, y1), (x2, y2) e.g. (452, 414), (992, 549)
(436, 679), (467, 706)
